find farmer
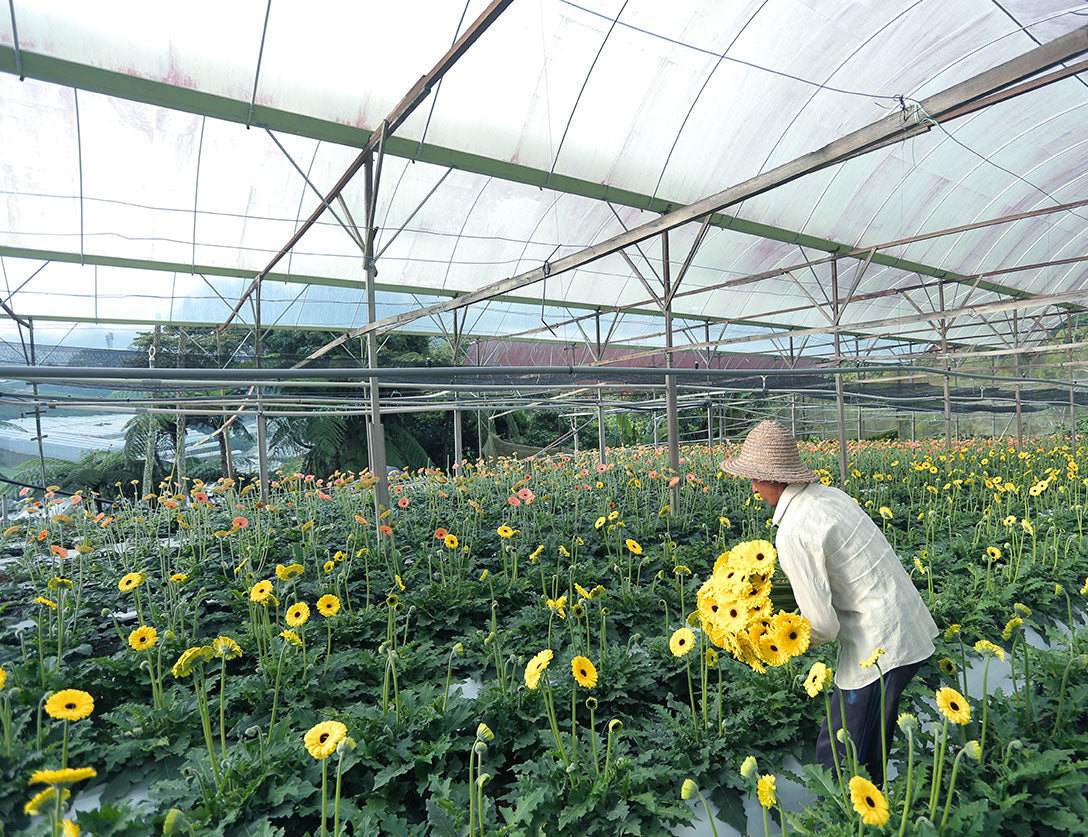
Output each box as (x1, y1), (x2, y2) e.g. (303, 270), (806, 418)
(722, 420), (937, 784)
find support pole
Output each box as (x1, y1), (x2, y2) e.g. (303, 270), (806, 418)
(142, 325), (160, 497)
(1070, 314), (1077, 445)
(363, 154), (390, 514)
(832, 262), (848, 486)
(663, 233), (681, 513)
(216, 331), (234, 481)
(254, 285), (270, 502)
(27, 319), (47, 488)
(176, 328), (188, 491)
(596, 311), (607, 464)
(939, 284), (951, 448)
(1013, 311), (1023, 448)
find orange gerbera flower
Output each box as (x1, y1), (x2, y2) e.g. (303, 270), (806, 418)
(379, 525), (393, 536)
(232, 516), (249, 529)
(434, 528), (448, 539)
(49, 545), (69, 559)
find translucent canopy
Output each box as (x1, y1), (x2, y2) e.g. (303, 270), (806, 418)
(1, 0), (1086, 361)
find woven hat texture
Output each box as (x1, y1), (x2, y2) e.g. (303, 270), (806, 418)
(720, 420), (818, 483)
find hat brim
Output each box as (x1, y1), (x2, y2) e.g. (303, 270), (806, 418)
(721, 456), (818, 483)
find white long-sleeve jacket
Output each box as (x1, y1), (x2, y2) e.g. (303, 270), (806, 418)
(772, 482), (937, 689)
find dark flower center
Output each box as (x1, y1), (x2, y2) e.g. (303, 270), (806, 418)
(319, 733), (329, 743)
(769, 645), (778, 653)
(66, 702), (76, 710)
(865, 796), (874, 807)
(950, 701), (959, 711)
(755, 553), (764, 561)
(679, 638), (686, 645)
(579, 669), (586, 676)
(789, 632), (798, 640)
(729, 609), (738, 618)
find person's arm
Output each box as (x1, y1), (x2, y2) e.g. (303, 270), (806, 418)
(778, 526), (839, 645)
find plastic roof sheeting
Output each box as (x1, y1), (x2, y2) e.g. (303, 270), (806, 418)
(1, 1), (1087, 358)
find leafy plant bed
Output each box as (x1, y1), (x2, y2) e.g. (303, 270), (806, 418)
(2, 437), (1087, 835)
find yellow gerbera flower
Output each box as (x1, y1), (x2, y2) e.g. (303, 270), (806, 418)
(249, 579), (274, 603)
(173, 646), (213, 678)
(45, 689), (94, 721)
(1002, 514), (1017, 526)
(61, 819), (80, 837)
(317, 594), (340, 617)
(29, 766), (97, 786)
(1002, 616), (1024, 640)
(170, 573), (188, 583)
(571, 656), (598, 688)
(756, 774), (776, 808)
(669, 627), (695, 658)
(24, 786), (70, 816)
(575, 583), (592, 600)
(118, 572), (147, 593)
(773, 613), (811, 658)
(128, 626), (158, 651)
(280, 629), (303, 647)
(34, 596), (57, 609)
(849, 775), (889, 826)
(304, 720), (348, 759)
(803, 661), (833, 698)
(211, 636), (243, 660)
(594, 516), (606, 530)
(986, 546), (1001, 560)
(444, 534), (459, 549)
(496, 525), (514, 539)
(935, 686), (971, 725)
(974, 639), (1005, 661)
(286, 602), (310, 627)
(859, 648), (886, 669)
(681, 778), (698, 800)
(625, 538), (642, 555)
(275, 563), (304, 581)
(757, 634), (790, 667)
(731, 539), (777, 573)
(524, 649), (554, 690)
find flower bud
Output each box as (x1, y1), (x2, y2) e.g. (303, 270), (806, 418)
(585, 697), (598, 710)
(476, 773), (491, 788)
(740, 755), (757, 779)
(608, 719), (623, 734)
(473, 741), (488, 756)
(337, 735), (357, 754)
(163, 808), (187, 834)
(476, 722), (494, 743)
(897, 713), (919, 735)
(964, 740), (981, 760)
(453, 642), (464, 657)
(681, 778), (698, 800)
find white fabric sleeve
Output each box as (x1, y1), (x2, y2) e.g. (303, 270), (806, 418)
(779, 527), (839, 646)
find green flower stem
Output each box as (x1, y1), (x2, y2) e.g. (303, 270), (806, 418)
(1, 695), (12, 758)
(684, 654), (698, 733)
(195, 666), (222, 790)
(695, 790), (720, 837)
(468, 740), (476, 837)
(56, 592), (64, 669)
(875, 662), (888, 789)
(323, 619), (333, 678)
(61, 718), (69, 769)
(1021, 635), (1035, 722)
(442, 646), (457, 712)
(777, 802), (789, 836)
(319, 756), (328, 837)
(898, 728), (914, 837)
(1052, 648), (1076, 735)
(267, 643), (289, 747)
(939, 747), (970, 833)
(332, 747), (345, 835)
(218, 657), (228, 761)
(603, 726), (616, 780)
(979, 658), (991, 759)
(823, 692), (848, 812)
(762, 805), (771, 837)
(541, 678), (569, 768)
(587, 701), (600, 773)
(570, 683), (578, 767)
(928, 718), (949, 820)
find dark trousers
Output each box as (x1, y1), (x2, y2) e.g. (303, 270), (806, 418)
(816, 660), (924, 785)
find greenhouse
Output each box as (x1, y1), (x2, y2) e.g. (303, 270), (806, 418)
(2, 1), (1088, 834)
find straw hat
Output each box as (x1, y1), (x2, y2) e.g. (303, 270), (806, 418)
(721, 420), (817, 483)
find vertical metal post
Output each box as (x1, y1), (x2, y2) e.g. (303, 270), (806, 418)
(662, 233), (681, 513)
(176, 328), (188, 491)
(27, 319), (47, 487)
(142, 325), (160, 497)
(789, 336), (797, 437)
(832, 262), (848, 486)
(1069, 314), (1077, 445)
(939, 284), (951, 448)
(363, 154), (391, 513)
(1013, 311), (1023, 448)
(707, 404), (713, 448)
(254, 284), (270, 502)
(216, 331), (235, 481)
(596, 311), (606, 464)
(991, 357), (998, 439)
(477, 409), (483, 458)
